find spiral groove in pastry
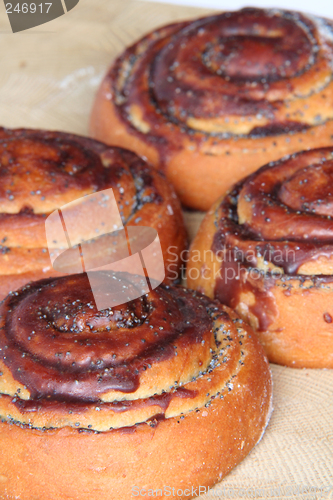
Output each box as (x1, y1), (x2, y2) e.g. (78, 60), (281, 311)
(0, 128), (187, 300)
(90, 7), (333, 209)
(0, 271), (271, 432)
(187, 147), (333, 367)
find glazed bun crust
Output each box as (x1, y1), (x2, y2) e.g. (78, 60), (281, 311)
(0, 272), (272, 500)
(90, 7), (333, 210)
(187, 147), (333, 368)
(0, 128), (187, 300)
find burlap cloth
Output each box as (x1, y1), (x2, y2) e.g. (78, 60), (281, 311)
(0, 0), (332, 498)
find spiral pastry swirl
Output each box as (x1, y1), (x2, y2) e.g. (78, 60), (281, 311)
(0, 270), (272, 429)
(188, 147), (333, 368)
(91, 7), (333, 210)
(0, 127), (186, 301)
(0, 272), (271, 500)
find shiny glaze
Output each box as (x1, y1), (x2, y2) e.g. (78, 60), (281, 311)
(212, 148), (333, 274)
(0, 273), (213, 402)
(0, 127), (162, 236)
(106, 8), (333, 165)
(212, 147), (333, 329)
(12, 386), (198, 415)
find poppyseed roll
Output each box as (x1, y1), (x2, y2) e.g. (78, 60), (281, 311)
(0, 272), (272, 500)
(187, 147), (333, 368)
(0, 127), (187, 301)
(90, 7), (333, 210)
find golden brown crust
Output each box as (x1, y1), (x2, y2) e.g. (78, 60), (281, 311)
(187, 147), (333, 368)
(0, 128), (187, 300)
(90, 7), (333, 210)
(0, 273), (272, 499)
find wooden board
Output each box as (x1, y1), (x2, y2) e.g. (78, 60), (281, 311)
(0, 0), (332, 498)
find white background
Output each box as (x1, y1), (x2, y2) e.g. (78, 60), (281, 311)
(144, 0), (333, 19)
